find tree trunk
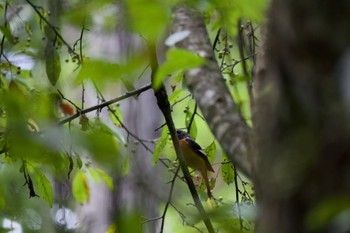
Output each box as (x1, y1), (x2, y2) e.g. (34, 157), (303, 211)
(254, 1), (350, 232)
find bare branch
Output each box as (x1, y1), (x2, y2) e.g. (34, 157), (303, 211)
(159, 166), (180, 233)
(57, 83), (152, 126)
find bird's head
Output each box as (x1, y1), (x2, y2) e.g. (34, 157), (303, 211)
(176, 129), (189, 140)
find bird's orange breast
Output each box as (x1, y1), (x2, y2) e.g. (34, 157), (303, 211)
(179, 139), (207, 171)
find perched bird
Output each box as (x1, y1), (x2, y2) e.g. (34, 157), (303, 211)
(176, 130), (214, 198)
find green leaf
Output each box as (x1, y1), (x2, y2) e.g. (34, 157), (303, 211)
(44, 25), (55, 41)
(24, 22), (32, 36)
(213, 0), (266, 37)
(168, 89), (183, 104)
(76, 156), (83, 169)
(0, 227), (12, 233)
(97, 119), (126, 144)
(185, 109), (197, 139)
(84, 120), (120, 167)
(73, 171), (89, 204)
(0, 187), (6, 210)
(45, 44), (61, 86)
(153, 49), (205, 89)
(76, 60), (121, 85)
(153, 126), (169, 165)
(126, 0), (168, 41)
(222, 153), (234, 185)
(116, 212), (142, 233)
(173, 71), (184, 83)
(306, 196), (350, 231)
(95, 168), (113, 190)
(0, 26), (16, 44)
(35, 171), (53, 207)
(105, 224), (117, 233)
(110, 105), (123, 127)
(122, 156), (130, 176)
(121, 77), (136, 92)
(88, 168), (113, 190)
(204, 141), (216, 164)
(88, 168), (101, 183)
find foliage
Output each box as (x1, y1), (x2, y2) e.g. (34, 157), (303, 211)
(0, 0), (266, 232)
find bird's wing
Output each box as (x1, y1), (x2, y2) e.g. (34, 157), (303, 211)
(185, 137), (214, 172)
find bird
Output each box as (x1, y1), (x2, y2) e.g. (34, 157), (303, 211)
(176, 129), (214, 198)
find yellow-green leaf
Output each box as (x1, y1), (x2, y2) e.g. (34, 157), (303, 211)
(105, 224), (117, 233)
(88, 168), (113, 190)
(153, 48), (205, 89)
(204, 141), (216, 164)
(88, 168), (101, 183)
(110, 105), (123, 127)
(153, 126), (169, 165)
(76, 60), (121, 85)
(222, 153), (234, 185)
(24, 22), (32, 36)
(169, 89), (183, 104)
(35, 171), (53, 207)
(95, 168), (113, 190)
(126, 0), (168, 41)
(73, 171), (90, 204)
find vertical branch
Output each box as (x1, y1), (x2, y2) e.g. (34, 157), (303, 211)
(213, 28), (222, 51)
(159, 166), (180, 233)
(237, 19), (254, 110)
(0, 2), (12, 74)
(186, 103), (197, 134)
(149, 43), (215, 233)
(233, 164), (243, 232)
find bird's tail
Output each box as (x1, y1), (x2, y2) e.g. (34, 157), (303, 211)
(201, 169), (212, 199)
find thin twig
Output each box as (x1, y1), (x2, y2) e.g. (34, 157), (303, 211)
(81, 83), (85, 109)
(25, 0), (77, 57)
(233, 163), (243, 232)
(170, 203), (204, 233)
(159, 166), (180, 233)
(79, 26), (86, 61)
(247, 22), (257, 108)
(237, 19), (254, 110)
(95, 87), (153, 154)
(0, 3), (13, 74)
(137, 64), (150, 80)
(187, 103), (197, 134)
(154, 122), (167, 132)
(219, 31), (228, 70)
(237, 173), (255, 206)
(212, 28), (221, 51)
(94, 86), (183, 180)
(170, 94), (191, 109)
(57, 83), (152, 126)
(142, 216), (163, 224)
(57, 89), (81, 111)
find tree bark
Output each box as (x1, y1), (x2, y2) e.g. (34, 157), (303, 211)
(171, 2), (350, 232)
(171, 6), (252, 176)
(254, 1), (350, 232)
